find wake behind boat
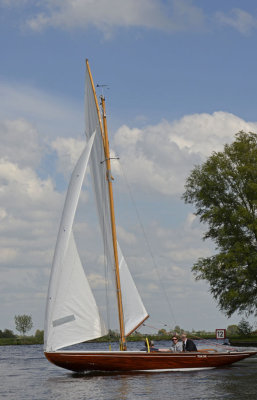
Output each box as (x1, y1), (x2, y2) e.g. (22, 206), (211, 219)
(44, 60), (256, 372)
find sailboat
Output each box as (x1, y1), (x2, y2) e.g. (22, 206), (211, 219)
(44, 60), (256, 372)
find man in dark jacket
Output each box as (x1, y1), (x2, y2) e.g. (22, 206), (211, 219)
(181, 334), (197, 351)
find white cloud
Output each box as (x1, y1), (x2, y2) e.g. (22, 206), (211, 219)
(0, 119), (42, 168)
(0, 138), (63, 329)
(117, 225), (136, 245)
(51, 136), (85, 176)
(113, 111), (257, 196)
(216, 8), (257, 35)
(3, 1), (257, 38)
(0, 247), (17, 263)
(27, 0), (170, 32)
(0, 157), (63, 269)
(87, 273), (106, 289)
(2, 0), (205, 36)
(0, 159), (55, 206)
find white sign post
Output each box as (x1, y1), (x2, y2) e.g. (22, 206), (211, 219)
(216, 329), (226, 340)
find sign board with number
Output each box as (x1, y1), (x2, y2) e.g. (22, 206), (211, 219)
(216, 329), (226, 339)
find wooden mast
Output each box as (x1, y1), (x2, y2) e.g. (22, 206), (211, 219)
(86, 60), (127, 350)
(101, 96), (126, 350)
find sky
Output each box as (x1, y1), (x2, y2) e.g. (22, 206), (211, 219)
(1, 0), (257, 336)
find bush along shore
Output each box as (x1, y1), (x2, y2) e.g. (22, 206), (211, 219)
(1, 331), (257, 347)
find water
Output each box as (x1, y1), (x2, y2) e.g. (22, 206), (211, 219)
(0, 341), (257, 400)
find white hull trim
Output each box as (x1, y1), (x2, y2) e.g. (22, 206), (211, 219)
(137, 367), (215, 372)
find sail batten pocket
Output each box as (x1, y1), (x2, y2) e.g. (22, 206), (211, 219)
(52, 315), (75, 327)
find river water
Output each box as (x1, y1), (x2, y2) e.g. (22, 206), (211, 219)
(0, 341), (257, 400)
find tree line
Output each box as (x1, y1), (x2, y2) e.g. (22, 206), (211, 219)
(156, 319), (255, 338)
(0, 316), (255, 340)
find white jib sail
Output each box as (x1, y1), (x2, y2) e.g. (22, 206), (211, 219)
(85, 64), (148, 336)
(44, 131), (107, 352)
(117, 243), (149, 336)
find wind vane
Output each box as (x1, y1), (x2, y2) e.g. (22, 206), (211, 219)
(96, 84), (109, 97)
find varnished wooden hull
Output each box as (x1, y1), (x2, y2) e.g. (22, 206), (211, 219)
(45, 350), (257, 372)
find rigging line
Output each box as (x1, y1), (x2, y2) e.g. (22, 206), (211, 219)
(142, 323), (164, 331)
(119, 160), (177, 328)
(145, 320), (169, 328)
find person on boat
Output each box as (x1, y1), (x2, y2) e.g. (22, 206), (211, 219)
(181, 333), (197, 351)
(141, 340), (159, 352)
(170, 335), (182, 352)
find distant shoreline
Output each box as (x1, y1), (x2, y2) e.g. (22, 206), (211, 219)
(1, 335), (257, 347)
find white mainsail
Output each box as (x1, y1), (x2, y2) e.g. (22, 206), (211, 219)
(85, 64), (148, 336)
(44, 132), (107, 352)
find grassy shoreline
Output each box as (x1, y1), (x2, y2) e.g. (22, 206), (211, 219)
(0, 337), (43, 346)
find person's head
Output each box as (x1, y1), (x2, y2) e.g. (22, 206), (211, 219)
(181, 334), (187, 342)
(171, 336), (178, 344)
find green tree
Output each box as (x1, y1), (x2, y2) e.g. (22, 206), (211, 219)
(237, 318), (253, 337)
(226, 324), (239, 336)
(158, 328), (167, 335)
(34, 329), (44, 341)
(183, 131), (257, 317)
(173, 325), (184, 335)
(14, 314), (33, 336)
(108, 329), (119, 339)
(0, 329), (16, 338)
